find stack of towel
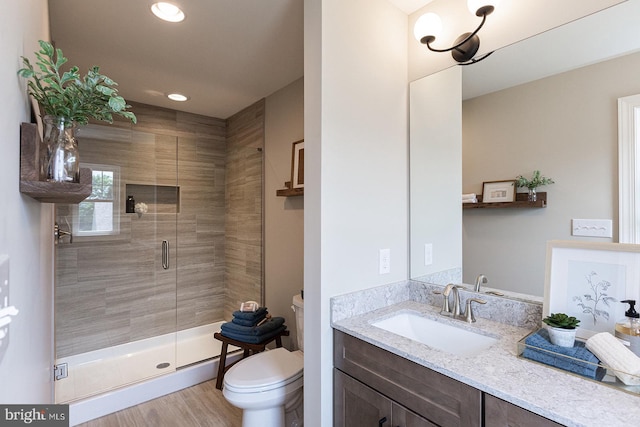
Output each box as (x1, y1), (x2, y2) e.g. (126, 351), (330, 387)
(523, 329), (606, 380)
(462, 193), (478, 204)
(220, 307), (287, 344)
(586, 332), (640, 385)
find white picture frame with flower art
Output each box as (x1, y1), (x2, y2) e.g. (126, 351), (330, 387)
(544, 240), (640, 340)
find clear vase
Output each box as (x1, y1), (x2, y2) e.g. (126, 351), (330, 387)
(41, 115), (79, 183)
(528, 188), (537, 202)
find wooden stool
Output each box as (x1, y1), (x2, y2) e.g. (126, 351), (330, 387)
(214, 330), (290, 390)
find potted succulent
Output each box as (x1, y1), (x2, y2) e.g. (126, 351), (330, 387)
(516, 170), (554, 202)
(543, 313), (580, 347)
(18, 40), (136, 182)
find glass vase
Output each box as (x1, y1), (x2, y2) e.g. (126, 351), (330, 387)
(41, 115), (79, 183)
(528, 188), (537, 202)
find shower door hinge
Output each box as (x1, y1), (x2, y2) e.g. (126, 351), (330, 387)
(54, 363), (68, 381)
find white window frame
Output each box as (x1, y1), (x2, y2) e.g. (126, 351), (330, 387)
(73, 163), (121, 237)
(618, 94), (640, 243)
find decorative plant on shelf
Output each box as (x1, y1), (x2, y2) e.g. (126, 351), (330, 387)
(17, 40), (137, 183)
(515, 170), (554, 202)
(18, 40), (137, 125)
(543, 313), (580, 347)
(543, 313), (580, 330)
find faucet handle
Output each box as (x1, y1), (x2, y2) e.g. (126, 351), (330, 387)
(464, 298), (487, 323)
(433, 289), (452, 315)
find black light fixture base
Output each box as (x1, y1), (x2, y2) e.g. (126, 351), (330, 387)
(475, 5), (495, 17)
(451, 32), (480, 63)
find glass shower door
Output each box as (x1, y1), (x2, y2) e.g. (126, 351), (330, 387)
(53, 124), (178, 403)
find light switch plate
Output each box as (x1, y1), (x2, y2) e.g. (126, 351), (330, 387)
(572, 219), (613, 238)
(424, 243), (433, 266)
(379, 248), (390, 275)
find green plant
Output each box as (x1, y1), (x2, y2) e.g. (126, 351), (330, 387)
(543, 313), (580, 329)
(515, 170), (554, 190)
(18, 40), (136, 126)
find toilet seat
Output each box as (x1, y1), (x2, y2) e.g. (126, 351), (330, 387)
(224, 348), (303, 394)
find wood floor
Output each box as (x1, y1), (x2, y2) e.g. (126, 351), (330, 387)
(77, 380), (243, 427)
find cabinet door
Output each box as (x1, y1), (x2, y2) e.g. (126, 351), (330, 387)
(334, 369), (392, 427)
(393, 403), (438, 427)
(484, 394), (563, 427)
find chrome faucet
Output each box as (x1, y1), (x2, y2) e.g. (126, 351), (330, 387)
(474, 274), (488, 292)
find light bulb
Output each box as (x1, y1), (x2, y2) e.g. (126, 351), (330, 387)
(151, 2), (185, 23)
(413, 13), (443, 43)
(167, 93), (189, 102)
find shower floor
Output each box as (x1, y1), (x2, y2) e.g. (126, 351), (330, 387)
(55, 322), (237, 403)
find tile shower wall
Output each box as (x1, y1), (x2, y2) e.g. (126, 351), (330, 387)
(55, 101), (263, 358)
(224, 100), (265, 318)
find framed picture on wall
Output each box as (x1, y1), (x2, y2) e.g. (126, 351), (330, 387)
(544, 240), (640, 339)
(291, 140), (304, 189)
(482, 180), (516, 203)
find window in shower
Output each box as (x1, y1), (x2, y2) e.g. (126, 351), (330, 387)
(73, 163), (121, 236)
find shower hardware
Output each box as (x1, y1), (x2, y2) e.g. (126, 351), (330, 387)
(54, 363), (68, 380)
(54, 223), (73, 245)
(162, 240), (170, 269)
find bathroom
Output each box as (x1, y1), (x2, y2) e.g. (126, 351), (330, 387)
(2, 0), (640, 426)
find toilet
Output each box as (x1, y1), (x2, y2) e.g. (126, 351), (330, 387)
(222, 294), (304, 427)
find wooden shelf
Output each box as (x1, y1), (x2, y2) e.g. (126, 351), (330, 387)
(276, 181), (303, 197)
(463, 192), (547, 209)
(20, 122), (92, 204)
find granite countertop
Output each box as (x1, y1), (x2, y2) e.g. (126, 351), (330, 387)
(332, 298), (640, 427)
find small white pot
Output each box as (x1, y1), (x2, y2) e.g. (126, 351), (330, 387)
(547, 326), (576, 347)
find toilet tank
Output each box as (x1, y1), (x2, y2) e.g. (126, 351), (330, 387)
(292, 294), (304, 351)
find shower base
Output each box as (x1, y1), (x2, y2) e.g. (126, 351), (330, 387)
(55, 321), (241, 424)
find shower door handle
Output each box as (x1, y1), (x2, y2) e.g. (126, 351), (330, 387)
(162, 240), (170, 270)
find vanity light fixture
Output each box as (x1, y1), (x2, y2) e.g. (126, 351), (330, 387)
(167, 93), (189, 102)
(151, 2), (185, 23)
(414, 0), (499, 65)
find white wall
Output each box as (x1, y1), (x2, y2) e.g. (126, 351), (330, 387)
(304, 0), (408, 425)
(0, 0), (54, 403)
(265, 77), (304, 349)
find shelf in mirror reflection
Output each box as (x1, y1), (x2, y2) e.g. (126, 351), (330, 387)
(463, 192), (546, 209)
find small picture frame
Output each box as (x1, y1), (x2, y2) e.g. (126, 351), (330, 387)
(544, 240), (640, 340)
(291, 140), (304, 189)
(481, 180), (516, 203)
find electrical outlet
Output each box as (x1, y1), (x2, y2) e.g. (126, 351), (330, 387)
(424, 243), (433, 266)
(379, 248), (390, 275)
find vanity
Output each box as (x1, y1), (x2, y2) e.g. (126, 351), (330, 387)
(331, 281), (640, 427)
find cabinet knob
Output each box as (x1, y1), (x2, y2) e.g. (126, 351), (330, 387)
(378, 416), (387, 426)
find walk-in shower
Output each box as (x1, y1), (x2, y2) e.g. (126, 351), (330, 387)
(53, 102), (264, 405)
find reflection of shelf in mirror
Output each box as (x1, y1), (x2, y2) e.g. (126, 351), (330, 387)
(125, 184), (180, 214)
(463, 192), (546, 209)
(276, 181), (303, 197)
(20, 123), (92, 204)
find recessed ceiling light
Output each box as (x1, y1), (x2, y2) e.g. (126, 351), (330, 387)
(151, 2), (185, 23)
(167, 93), (189, 102)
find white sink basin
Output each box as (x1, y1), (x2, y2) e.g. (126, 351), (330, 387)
(371, 311), (498, 356)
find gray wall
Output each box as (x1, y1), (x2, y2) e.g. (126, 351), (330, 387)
(265, 77), (304, 350)
(463, 51), (640, 296)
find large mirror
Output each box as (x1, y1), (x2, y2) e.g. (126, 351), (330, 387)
(410, 1), (640, 298)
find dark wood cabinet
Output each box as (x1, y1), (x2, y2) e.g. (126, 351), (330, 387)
(334, 369), (435, 427)
(334, 330), (563, 427)
(334, 330), (482, 427)
(484, 394), (563, 427)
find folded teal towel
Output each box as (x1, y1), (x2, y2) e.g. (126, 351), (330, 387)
(220, 325), (287, 344)
(232, 312), (267, 327)
(523, 329), (606, 380)
(232, 307), (268, 320)
(221, 316), (285, 336)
